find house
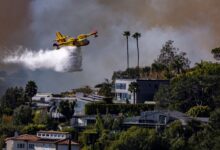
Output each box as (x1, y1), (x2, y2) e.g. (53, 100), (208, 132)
(5, 131), (80, 150)
(123, 110), (209, 128)
(32, 93), (53, 103)
(71, 115), (96, 128)
(114, 79), (169, 103)
(136, 79), (169, 103)
(123, 111), (174, 128)
(114, 79), (136, 103)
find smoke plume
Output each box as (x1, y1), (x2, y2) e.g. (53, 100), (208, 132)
(3, 47), (82, 72)
(1, 0), (220, 93)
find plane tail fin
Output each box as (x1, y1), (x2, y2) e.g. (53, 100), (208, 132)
(56, 32), (66, 42)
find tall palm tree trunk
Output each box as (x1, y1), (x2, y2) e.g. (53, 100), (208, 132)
(133, 92), (136, 104)
(136, 38), (140, 78)
(136, 38), (139, 69)
(132, 32), (141, 78)
(126, 36), (129, 69)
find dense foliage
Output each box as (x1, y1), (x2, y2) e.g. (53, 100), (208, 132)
(186, 105), (210, 117)
(109, 127), (169, 150)
(0, 87), (26, 115)
(12, 105), (32, 125)
(96, 79), (113, 98)
(58, 100), (76, 120)
(85, 103), (154, 115)
(154, 61), (220, 112)
(154, 40), (190, 77)
(25, 80), (38, 105)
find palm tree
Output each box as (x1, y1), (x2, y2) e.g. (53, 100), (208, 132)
(123, 31), (131, 69)
(132, 32), (141, 77)
(128, 82), (139, 104)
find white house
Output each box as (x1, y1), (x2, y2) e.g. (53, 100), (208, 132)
(5, 131), (80, 150)
(114, 79), (136, 103)
(32, 93), (53, 103)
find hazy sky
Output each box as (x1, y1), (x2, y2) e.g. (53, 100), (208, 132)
(0, 0), (219, 94)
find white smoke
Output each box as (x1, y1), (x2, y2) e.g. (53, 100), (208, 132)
(3, 46), (82, 72)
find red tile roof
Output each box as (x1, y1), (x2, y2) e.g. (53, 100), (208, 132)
(5, 134), (40, 142)
(57, 139), (79, 145)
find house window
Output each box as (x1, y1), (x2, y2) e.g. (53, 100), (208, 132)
(118, 93), (130, 100)
(115, 83), (126, 89)
(29, 144), (34, 149)
(17, 143), (25, 149)
(122, 93), (128, 100)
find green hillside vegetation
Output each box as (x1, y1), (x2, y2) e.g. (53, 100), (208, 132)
(154, 61), (220, 113)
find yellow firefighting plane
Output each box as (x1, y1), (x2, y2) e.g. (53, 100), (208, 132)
(53, 30), (98, 49)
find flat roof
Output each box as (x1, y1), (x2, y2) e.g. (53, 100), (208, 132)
(38, 130), (69, 134)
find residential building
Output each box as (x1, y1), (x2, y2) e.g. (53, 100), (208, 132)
(123, 110), (209, 128)
(136, 79), (169, 103)
(5, 131), (80, 150)
(71, 115), (96, 128)
(114, 79), (169, 104)
(114, 79), (136, 103)
(123, 111), (173, 128)
(32, 93), (53, 103)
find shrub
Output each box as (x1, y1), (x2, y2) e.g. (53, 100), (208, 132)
(186, 105), (210, 117)
(21, 124), (46, 134)
(85, 103), (154, 115)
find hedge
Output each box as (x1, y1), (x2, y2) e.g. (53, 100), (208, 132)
(84, 103), (155, 115)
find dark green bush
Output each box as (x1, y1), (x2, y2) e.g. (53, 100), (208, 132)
(84, 103), (154, 115)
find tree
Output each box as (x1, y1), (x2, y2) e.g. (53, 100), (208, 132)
(186, 105), (210, 117)
(209, 108), (220, 129)
(33, 109), (52, 126)
(132, 32), (141, 77)
(98, 79), (113, 98)
(13, 105), (32, 125)
(22, 124), (46, 134)
(72, 86), (93, 95)
(154, 40), (190, 78)
(25, 80), (37, 106)
(154, 61), (220, 112)
(0, 87), (25, 115)
(123, 31), (130, 69)
(154, 85), (171, 108)
(95, 114), (104, 133)
(112, 68), (140, 80)
(151, 62), (166, 79)
(128, 82), (138, 104)
(58, 100), (76, 120)
(211, 47), (220, 60)
(141, 66), (151, 78)
(108, 126), (169, 150)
